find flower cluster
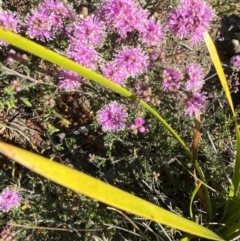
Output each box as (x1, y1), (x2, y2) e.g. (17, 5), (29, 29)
(0, 188), (21, 212)
(139, 18), (164, 46)
(101, 62), (128, 85)
(230, 55), (240, 69)
(96, 0), (147, 39)
(67, 15), (106, 47)
(114, 46), (149, 78)
(168, 0), (214, 45)
(184, 63), (205, 116)
(0, 227), (15, 241)
(184, 92), (206, 116)
(160, 63), (206, 116)
(133, 76), (161, 105)
(0, 11), (19, 46)
(185, 63), (204, 91)
(134, 81), (152, 102)
(58, 69), (82, 91)
(96, 0), (164, 46)
(97, 102), (127, 132)
(66, 41), (98, 70)
(162, 68), (181, 92)
(130, 117), (146, 134)
(11, 80), (22, 92)
(0, 0), (215, 134)
(25, 0), (75, 41)
(101, 46), (149, 85)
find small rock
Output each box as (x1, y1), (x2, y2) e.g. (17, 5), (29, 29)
(226, 39), (240, 57)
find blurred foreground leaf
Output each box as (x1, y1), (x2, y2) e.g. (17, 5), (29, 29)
(0, 141), (223, 241)
(204, 32), (240, 223)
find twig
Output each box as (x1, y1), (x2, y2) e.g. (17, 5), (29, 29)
(0, 64), (56, 87)
(147, 2), (161, 19)
(104, 223), (141, 238)
(157, 222), (173, 241)
(207, 131), (218, 154)
(7, 222), (102, 232)
(178, 42), (194, 51)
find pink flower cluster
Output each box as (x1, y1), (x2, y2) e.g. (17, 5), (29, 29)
(58, 69), (82, 92)
(66, 41), (99, 70)
(160, 63), (206, 116)
(230, 55), (240, 69)
(101, 62), (128, 85)
(162, 68), (181, 92)
(184, 63), (206, 116)
(0, 0), (214, 123)
(0, 11), (19, 46)
(0, 188), (21, 212)
(96, 0), (164, 45)
(101, 46), (149, 85)
(168, 0), (214, 45)
(130, 117), (146, 134)
(25, 0), (75, 41)
(184, 92), (206, 116)
(67, 15), (106, 47)
(185, 63), (204, 91)
(97, 102), (127, 132)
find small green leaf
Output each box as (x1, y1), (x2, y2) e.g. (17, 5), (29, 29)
(190, 181), (203, 220)
(20, 97), (32, 107)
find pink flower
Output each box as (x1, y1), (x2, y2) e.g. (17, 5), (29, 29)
(168, 0), (214, 45)
(0, 188), (21, 212)
(0, 227), (15, 241)
(114, 46), (149, 78)
(185, 63), (204, 91)
(25, 0), (75, 41)
(97, 102), (127, 132)
(66, 41), (98, 70)
(68, 15), (106, 46)
(130, 117), (146, 134)
(41, 0), (75, 19)
(96, 0), (148, 38)
(25, 9), (54, 41)
(101, 62), (128, 85)
(0, 11), (19, 46)
(139, 18), (164, 46)
(41, 0), (76, 30)
(135, 117), (145, 127)
(184, 92), (206, 116)
(230, 55), (240, 69)
(162, 68), (181, 91)
(58, 70), (82, 91)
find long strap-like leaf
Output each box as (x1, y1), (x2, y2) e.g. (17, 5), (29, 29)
(0, 142), (223, 240)
(204, 32), (240, 224)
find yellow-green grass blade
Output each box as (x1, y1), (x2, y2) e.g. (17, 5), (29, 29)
(0, 141), (223, 241)
(190, 181), (203, 220)
(0, 28), (192, 159)
(203, 32), (234, 115)
(204, 32), (240, 222)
